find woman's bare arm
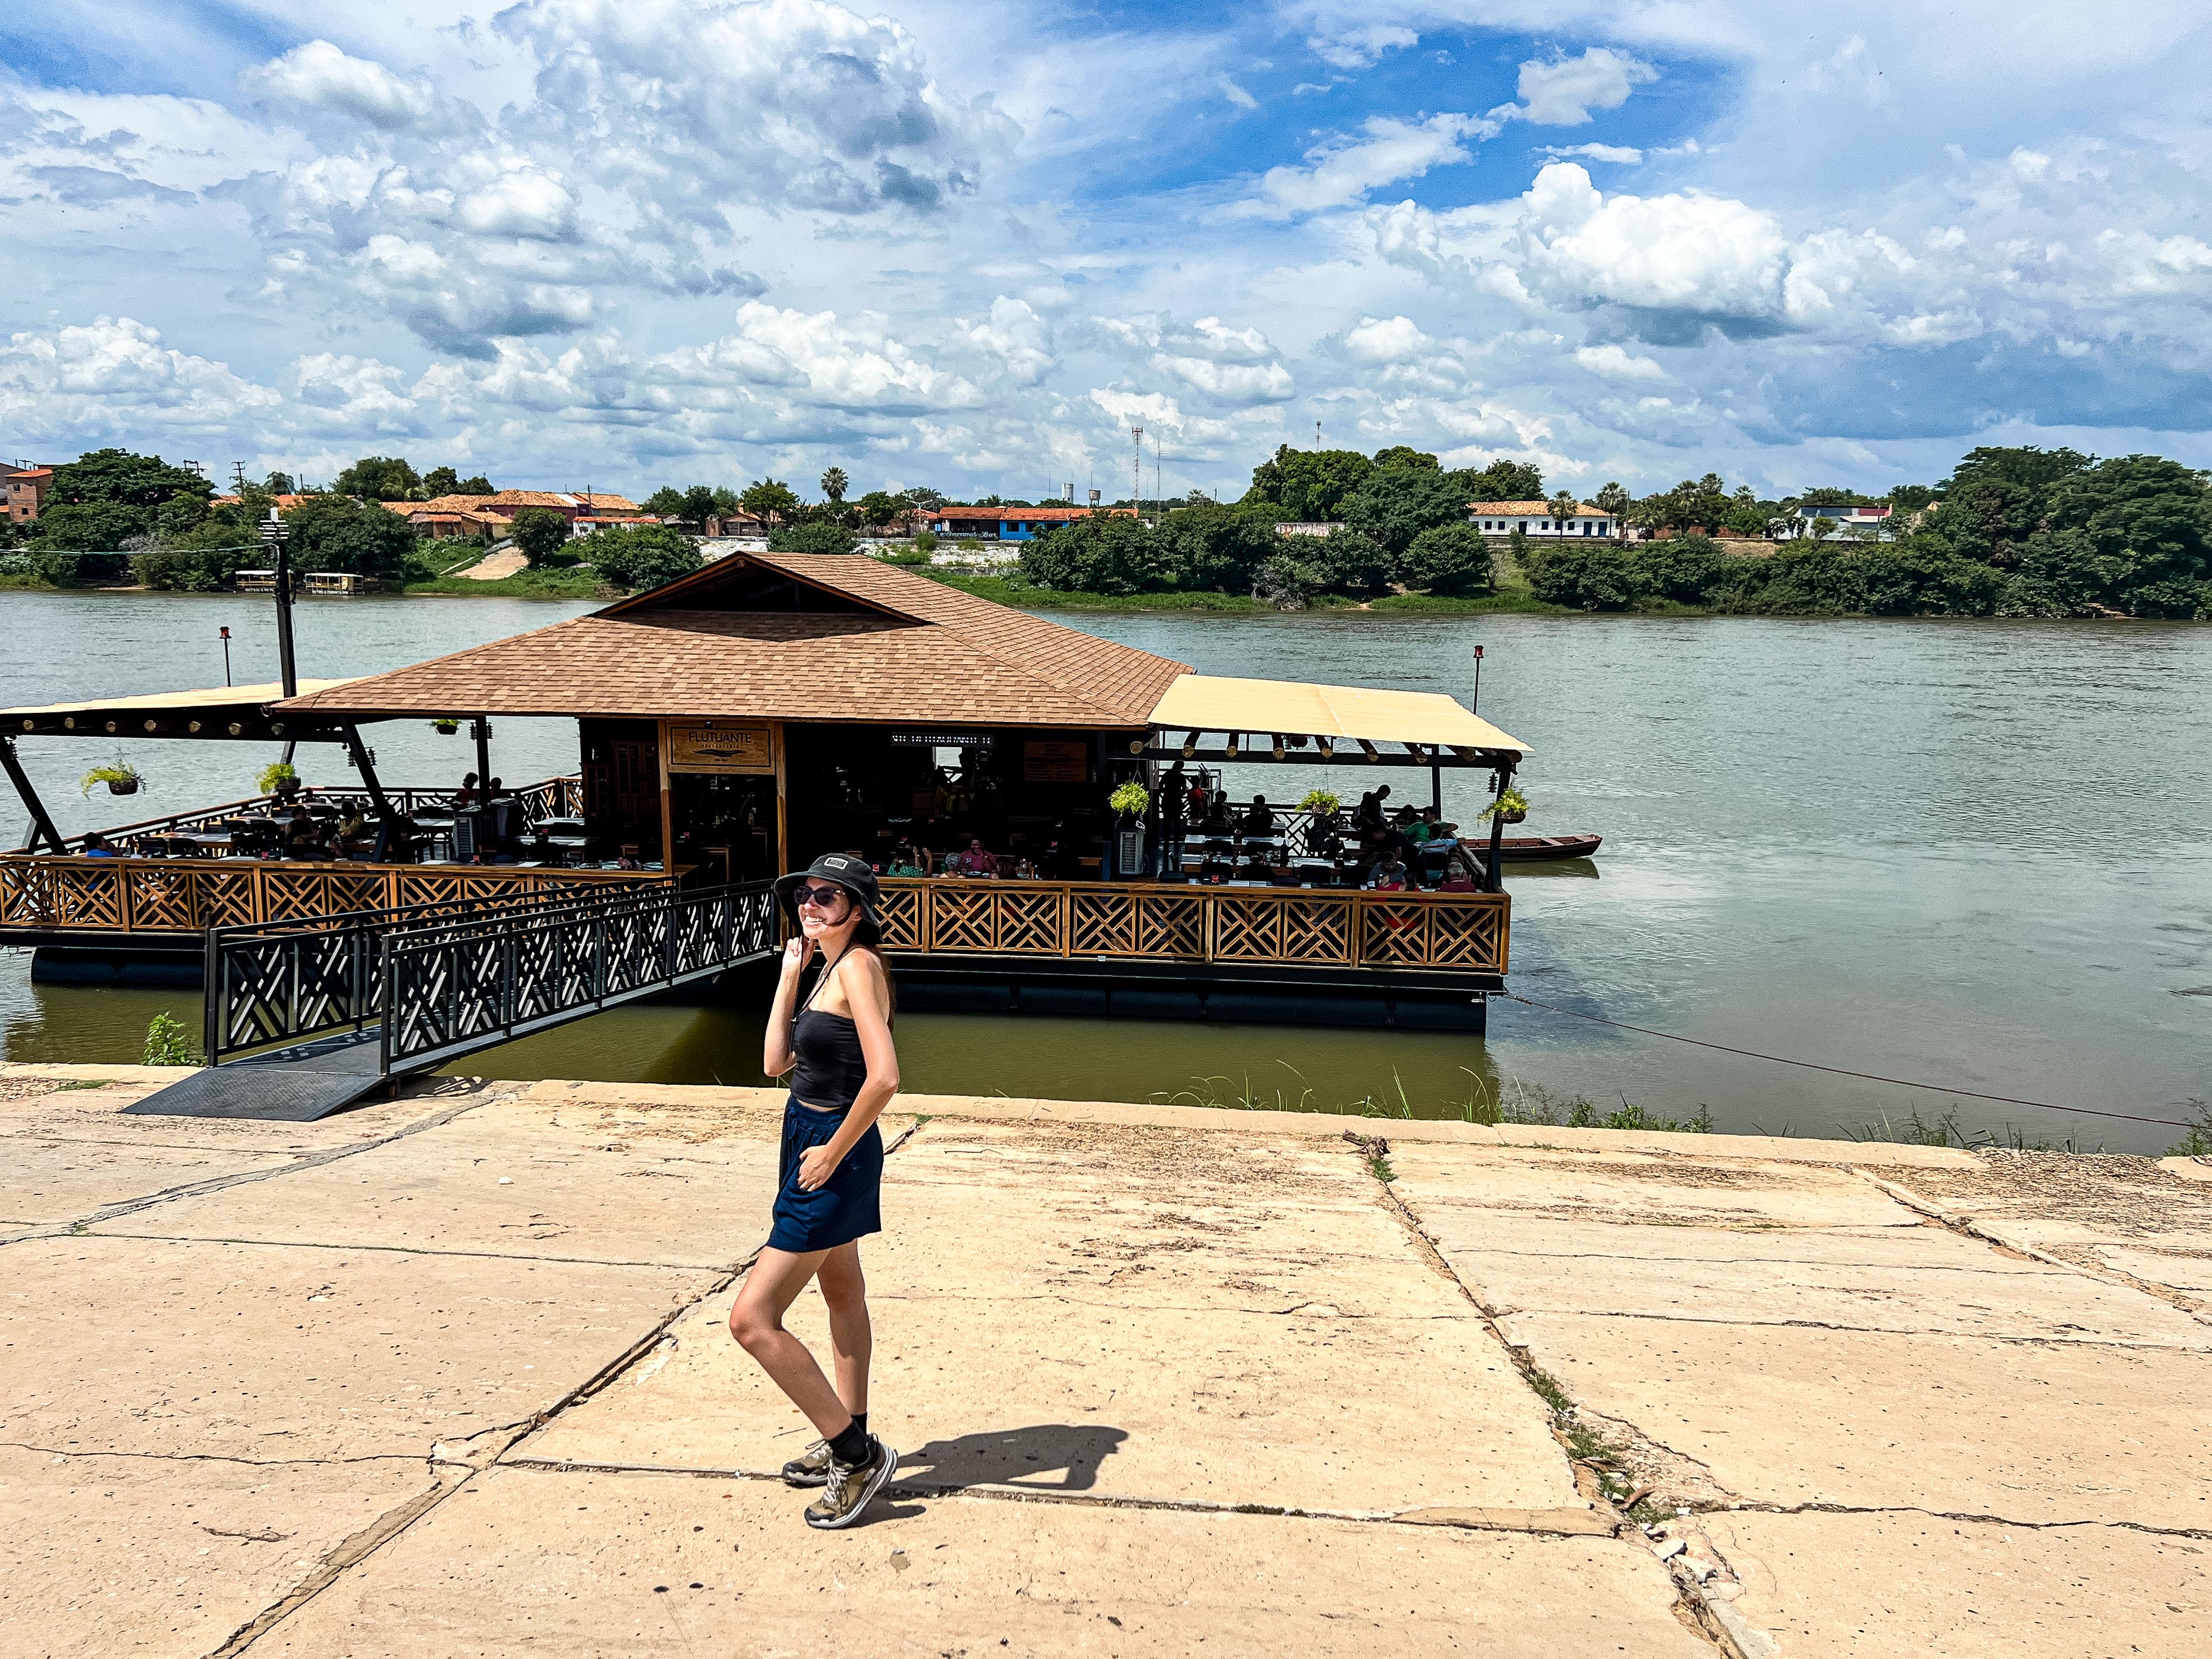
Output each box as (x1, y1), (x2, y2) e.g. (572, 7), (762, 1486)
(794, 951), (899, 1188)
(762, 935), (812, 1079)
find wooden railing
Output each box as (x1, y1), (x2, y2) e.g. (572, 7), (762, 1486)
(17, 775), (585, 856)
(875, 878), (1508, 976)
(0, 856), (664, 938)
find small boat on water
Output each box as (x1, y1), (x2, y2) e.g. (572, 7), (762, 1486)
(1494, 833), (1602, 862)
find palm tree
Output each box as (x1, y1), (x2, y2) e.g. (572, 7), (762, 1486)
(1547, 489), (1580, 532)
(820, 466), (848, 504)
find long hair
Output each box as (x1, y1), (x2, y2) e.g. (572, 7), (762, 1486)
(803, 908), (897, 1026)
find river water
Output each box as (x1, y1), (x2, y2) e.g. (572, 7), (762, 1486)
(4, 591), (2208, 1151)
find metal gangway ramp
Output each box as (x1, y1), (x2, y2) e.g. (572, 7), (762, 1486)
(126, 881), (780, 1122)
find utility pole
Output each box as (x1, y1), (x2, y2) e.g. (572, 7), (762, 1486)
(231, 461), (247, 495)
(1130, 427), (1143, 517)
(1154, 432), (1162, 510)
(1315, 419), (1321, 451)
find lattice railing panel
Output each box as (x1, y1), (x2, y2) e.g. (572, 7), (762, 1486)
(875, 882), (924, 950)
(1070, 891), (1136, 954)
(1357, 902), (1432, 967)
(928, 887), (998, 953)
(993, 888), (1063, 954)
(1210, 892), (1284, 961)
(127, 866), (202, 931)
(1135, 893), (1204, 959)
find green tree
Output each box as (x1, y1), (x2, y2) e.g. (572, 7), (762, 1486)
(643, 486), (687, 517)
(1455, 459), (1545, 502)
(1371, 445), (1439, 471)
(1312, 528), (1394, 597)
(768, 521), (858, 555)
(155, 493), (210, 541)
(1521, 540), (1641, 609)
(48, 448), (213, 513)
(1594, 481), (1630, 523)
(820, 466), (848, 503)
(1546, 490), (1580, 525)
(585, 524), (703, 592)
(1021, 513), (1171, 595)
(1341, 466), (1468, 555)
(854, 490), (910, 530)
(1241, 445), (1373, 522)
(1154, 502), (1281, 593)
(676, 485), (720, 525)
(1724, 486), (1769, 537)
(132, 544), (243, 592)
(740, 478), (801, 524)
(2039, 453), (2212, 615)
(509, 507), (572, 568)
(332, 456), (423, 501)
(420, 466), (461, 497)
(1399, 523), (1494, 595)
(281, 496), (420, 582)
(263, 470), (296, 494)
(25, 501), (144, 550)
(458, 473), (492, 494)
(712, 486), (742, 518)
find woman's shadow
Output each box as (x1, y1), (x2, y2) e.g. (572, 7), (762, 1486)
(880, 1422), (1129, 1509)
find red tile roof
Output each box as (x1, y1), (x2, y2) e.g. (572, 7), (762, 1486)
(1467, 500), (1608, 516)
(276, 549), (1190, 729)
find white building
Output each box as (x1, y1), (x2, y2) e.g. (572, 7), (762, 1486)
(1796, 504), (1893, 539)
(1467, 499), (1619, 539)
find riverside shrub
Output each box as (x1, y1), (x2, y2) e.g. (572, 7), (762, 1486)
(1019, 513), (1172, 595)
(1398, 523), (1493, 595)
(586, 525), (703, 591)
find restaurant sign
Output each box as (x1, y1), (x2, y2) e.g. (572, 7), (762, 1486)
(1022, 739), (1088, 783)
(888, 732), (996, 750)
(666, 720), (775, 775)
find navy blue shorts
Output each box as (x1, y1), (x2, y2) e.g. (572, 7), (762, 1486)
(767, 1095), (883, 1254)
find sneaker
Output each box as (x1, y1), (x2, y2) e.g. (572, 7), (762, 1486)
(803, 1436), (898, 1530)
(781, 1439), (832, 1487)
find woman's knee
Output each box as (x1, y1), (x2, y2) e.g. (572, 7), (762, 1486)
(728, 1301), (781, 1353)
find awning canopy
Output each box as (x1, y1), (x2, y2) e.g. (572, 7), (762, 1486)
(2, 679), (363, 742)
(1146, 673), (1528, 763)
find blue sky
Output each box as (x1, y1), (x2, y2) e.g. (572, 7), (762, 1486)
(3, 0), (2210, 502)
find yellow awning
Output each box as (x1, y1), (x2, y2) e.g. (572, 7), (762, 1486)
(1148, 673), (1528, 755)
(0, 679), (358, 719)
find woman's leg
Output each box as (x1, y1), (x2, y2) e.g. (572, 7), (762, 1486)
(816, 1241), (871, 1420)
(728, 1245), (852, 1438)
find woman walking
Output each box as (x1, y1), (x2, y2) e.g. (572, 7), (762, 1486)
(729, 853), (900, 1528)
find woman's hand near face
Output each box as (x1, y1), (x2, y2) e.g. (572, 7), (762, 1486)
(781, 935), (816, 977)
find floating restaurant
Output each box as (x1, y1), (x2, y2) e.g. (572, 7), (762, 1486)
(2, 550), (1530, 1030)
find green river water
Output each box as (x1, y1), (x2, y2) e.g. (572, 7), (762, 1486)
(4, 591), (2208, 1151)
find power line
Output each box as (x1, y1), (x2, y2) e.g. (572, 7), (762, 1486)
(1494, 991), (2199, 1131)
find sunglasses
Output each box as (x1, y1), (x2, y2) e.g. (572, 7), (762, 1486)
(795, 884), (850, 909)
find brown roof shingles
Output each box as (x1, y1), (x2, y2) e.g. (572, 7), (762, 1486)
(276, 552), (1190, 729)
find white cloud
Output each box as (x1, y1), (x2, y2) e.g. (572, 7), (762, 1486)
(1342, 316), (1434, 363)
(243, 41), (434, 130)
(1240, 113), (1494, 217)
(1498, 48), (1657, 128)
(1539, 143), (1644, 165)
(1574, 343), (1668, 380)
(0, 317), (280, 434)
(1306, 24), (1417, 71)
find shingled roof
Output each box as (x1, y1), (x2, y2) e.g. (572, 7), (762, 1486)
(276, 549), (1190, 729)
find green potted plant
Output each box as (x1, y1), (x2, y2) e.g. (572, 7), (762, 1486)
(1297, 788), (1341, 819)
(430, 718), (460, 735)
(1109, 780), (1151, 879)
(80, 756), (143, 798)
(1108, 780), (1152, 821)
(258, 761), (300, 800)
(1478, 785), (1529, 825)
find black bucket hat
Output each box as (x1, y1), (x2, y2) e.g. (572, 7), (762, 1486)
(774, 852), (882, 926)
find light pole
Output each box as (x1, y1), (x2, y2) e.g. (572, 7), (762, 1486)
(219, 626), (233, 688)
(1471, 643), (1484, 716)
(257, 511), (298, 699)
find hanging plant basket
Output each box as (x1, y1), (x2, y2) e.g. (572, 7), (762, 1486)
(80, 758), (143, 799)
(1480, 786), (1530, 827)
(431, 719), (460, 735)
(107, 778), (140, 797)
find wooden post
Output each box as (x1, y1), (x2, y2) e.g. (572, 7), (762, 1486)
(1485, 762), (1513, 892)
(0, 737), (68, 854)
(771, 720), (789, 873)
(656, 720), (675, 873)
(473, 718), (491, 793)
(342, 724), (397, 831)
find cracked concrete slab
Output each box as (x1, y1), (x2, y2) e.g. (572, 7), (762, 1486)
(1699, 1508), (2211, 1657)
(0, 1443), (455, 1659)
(1880, 1152), (2212, 1260)
(0, 1068), (471, 1151)
(0, 1235), (722, 1462)
(522, 1119), (1579, 1516)
(0, 1136), (300, 1229)
(1510, 1312), (2212, 1531)
(87, 1091), (800, 1268)
(1402, 1206), (2210, 1346)
(259, 1464), (1709, 1658)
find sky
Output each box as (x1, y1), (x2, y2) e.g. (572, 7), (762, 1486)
(3, 0), (2210, 503)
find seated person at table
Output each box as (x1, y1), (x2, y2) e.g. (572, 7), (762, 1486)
(1353, 785), (1391, 833)
(452, 772), (481, 810)
(950, 837), (999, 877)
(1198, 791), (1235, 836)
(1237, 795), (1277, 837)
(283, 819), (329, 860)
(1365, 850), (1411, 890)
(1439, 842), (1484, 891)
(1013, 857), (1039, 880)
(885, 844), (925, 878)
(81, 832), (117, 859)
(1415, 805), (1458, 843)
(335, 806), (370, 843)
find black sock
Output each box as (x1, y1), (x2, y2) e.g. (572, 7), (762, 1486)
(827, 1418), (870, 1466)
(851, 1412), (867, 1439)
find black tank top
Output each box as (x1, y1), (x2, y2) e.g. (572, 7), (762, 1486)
(791, 958), (871, 1109)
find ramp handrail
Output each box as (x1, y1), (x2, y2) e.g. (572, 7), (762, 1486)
(200, 878), (718, 1066)
(379, 881), (779, 1073)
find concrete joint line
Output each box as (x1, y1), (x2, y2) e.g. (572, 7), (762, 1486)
(0, 1440), (429, 1472)
(1856, 1169), (2212, 1323)
(494, 1453), (1620, 1538)
(1508, 1304), (2212, 1352)
(210, 1243), (759, 1655)
(1361, 1164), (1756, 1659)
(4, 1094), (501, 1250)
(78, 1228), (735, 1275)
(1712, 1498), (2212, 1542)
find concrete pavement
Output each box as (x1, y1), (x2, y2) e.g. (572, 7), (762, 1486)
(2, 1064), (2205, 1657)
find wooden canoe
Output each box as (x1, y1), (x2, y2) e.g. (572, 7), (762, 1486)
(1491, 833), (1602, 861)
